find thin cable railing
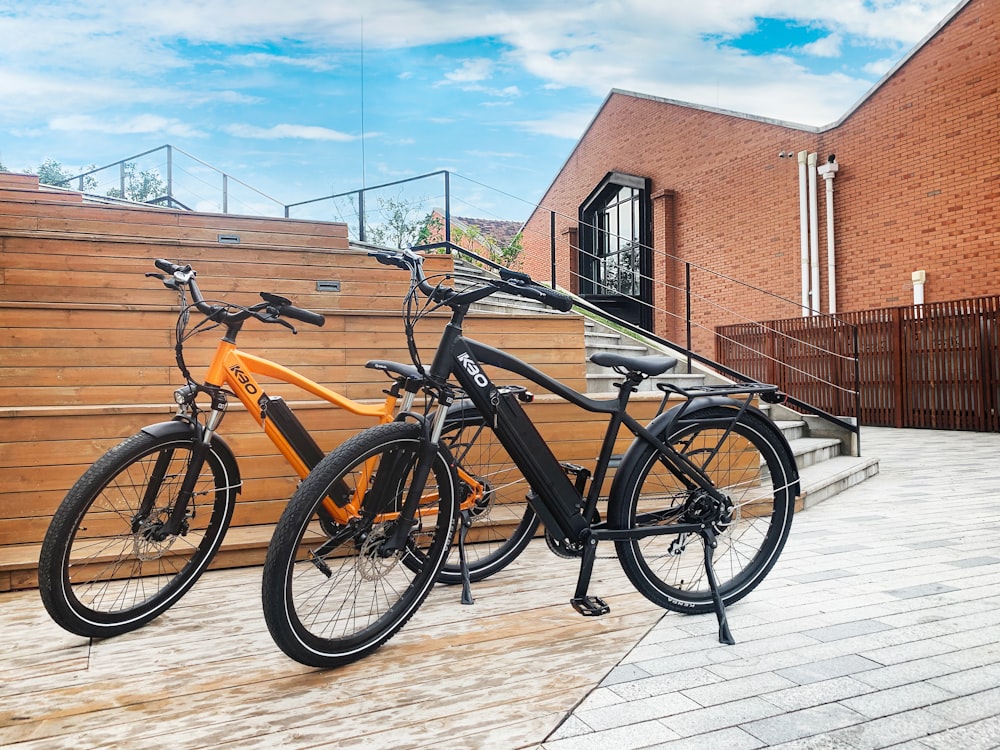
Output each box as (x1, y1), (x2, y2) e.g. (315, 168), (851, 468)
(505, 203), (861, 437)
(51, 145), (286, 216)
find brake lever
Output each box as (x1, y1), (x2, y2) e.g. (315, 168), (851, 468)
(146, 272), (181, 291)
(259, 311), (298, 334)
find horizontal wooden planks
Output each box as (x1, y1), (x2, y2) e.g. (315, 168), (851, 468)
(0, 191), (600, 591)
(0, 306), (585, 406)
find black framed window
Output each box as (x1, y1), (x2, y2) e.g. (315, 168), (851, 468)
(578, 172), (652, 328)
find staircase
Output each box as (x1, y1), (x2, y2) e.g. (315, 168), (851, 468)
(452, 256), (879, 509)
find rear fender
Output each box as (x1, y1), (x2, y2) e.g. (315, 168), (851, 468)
(611, 396), (799, 503)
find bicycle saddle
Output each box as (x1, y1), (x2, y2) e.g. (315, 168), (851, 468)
(589, 353), (678, 376)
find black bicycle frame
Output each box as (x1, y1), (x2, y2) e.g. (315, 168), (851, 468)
(428, 314), (730, 550)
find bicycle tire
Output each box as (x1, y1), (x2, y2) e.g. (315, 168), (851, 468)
(261, 421), (457, 668)
(437, 409), (538, 584)
(37, 430), (237, 637)
(610, 406), (796, 614)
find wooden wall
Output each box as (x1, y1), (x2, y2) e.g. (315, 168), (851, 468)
(1, 176), (666, 591)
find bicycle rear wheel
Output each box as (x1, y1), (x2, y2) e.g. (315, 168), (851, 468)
(610, 406), (796, 614)
(38, 430), (237, 637)
(438, 410), (538, 584)
(262, 421), (457, 668)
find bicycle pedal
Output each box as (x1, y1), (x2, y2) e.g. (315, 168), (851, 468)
(570, 595), (610, 617)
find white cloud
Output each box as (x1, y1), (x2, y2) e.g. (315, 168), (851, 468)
(800, 33), (843, 58)
(444, 58), (493, 84)
(224, 123), (360, 141)
(49, 114), (206, 138)
(516, 110), (595, 140)
(228, 52), (338, 72)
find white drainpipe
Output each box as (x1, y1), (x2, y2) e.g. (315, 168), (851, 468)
(798, 151), (810, 316)
(817, 155), (839, 313)
(808, 152), (820, 316)
(912, 270), (926, 305)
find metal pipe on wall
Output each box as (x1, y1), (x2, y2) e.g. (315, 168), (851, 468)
(818, 155), (839, 313)
(798, 151), (810, 316)
(808, 152), (820, 316)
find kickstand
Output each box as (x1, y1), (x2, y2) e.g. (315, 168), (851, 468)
(701, 529), (735, 645)
(457, 509), (474, 605)
(570, 534), (609, 616)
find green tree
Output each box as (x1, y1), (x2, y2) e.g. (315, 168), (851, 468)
(33, 158), (98, 191)
(105, 162), (166, 203)
(364, 195), (438, 250)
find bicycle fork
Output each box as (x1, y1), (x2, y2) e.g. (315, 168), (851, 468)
(144, 400), (226, 542)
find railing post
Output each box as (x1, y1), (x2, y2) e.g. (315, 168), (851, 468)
(166, 146), (173, 206)
(685, 262), (692, 371)
(358, 190), (366, 243)
(853, 324), (862, 452)
(222, 174), (228, 214)
(550, 211), (557, 289)
(119, 162), (125, 199)
(444, 171), (451, 252)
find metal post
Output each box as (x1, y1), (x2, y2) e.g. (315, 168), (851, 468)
(358, 190), (366, 243)
(119, 162), (125, 199)
(853, 324), (862, 453)
(444, 171), (451, 252)
(222, 174), (228, 214)
(550, 211), (557, 289)
(166, 146), (173, 207)
(685, 262), (692, 372)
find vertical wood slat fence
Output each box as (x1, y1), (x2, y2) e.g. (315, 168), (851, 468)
(716, 295), (1000, 432)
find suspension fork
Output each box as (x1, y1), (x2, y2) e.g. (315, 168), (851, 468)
(381, 402), (452, 554)
(131, 447), (177, 533)
(149, 396), (227, 540)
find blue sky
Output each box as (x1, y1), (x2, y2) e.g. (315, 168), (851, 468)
(0, 1), (962, 224)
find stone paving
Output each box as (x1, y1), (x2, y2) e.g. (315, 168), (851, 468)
(538, 427), (1000, 750)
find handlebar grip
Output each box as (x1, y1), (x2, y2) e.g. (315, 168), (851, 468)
(531, 284), (574, 312)
(369, 251), (410, 270)
(154, 258), (191, 275)
(279, 305), (325, 327)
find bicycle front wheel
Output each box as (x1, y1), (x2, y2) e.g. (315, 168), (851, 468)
(37, 430), (237, 637)
(437, 410), (538, 584)
(262, 422), (457, 668)
(610, 406), (796, 614)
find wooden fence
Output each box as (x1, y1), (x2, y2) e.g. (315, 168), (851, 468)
(716, 295), (1000, 432)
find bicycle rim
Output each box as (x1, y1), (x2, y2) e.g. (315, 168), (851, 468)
(39, 432), (235, 636)
(263, 423), (456, 667)
(613, 408), (795, 613)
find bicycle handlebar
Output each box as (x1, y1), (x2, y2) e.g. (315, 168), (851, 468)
(369, 249), (574, 313)
(151, 259), (325, 328)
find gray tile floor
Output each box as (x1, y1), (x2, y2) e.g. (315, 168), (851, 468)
(539, 427), (1000, 750)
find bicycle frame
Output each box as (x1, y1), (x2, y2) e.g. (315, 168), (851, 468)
(431, 322), (730, 549)
(209, 342), (394, 475)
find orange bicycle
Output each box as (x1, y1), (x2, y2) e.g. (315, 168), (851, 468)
(38, 259), (535, 637)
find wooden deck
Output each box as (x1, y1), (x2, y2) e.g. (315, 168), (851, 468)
(0, 540), (668, 749)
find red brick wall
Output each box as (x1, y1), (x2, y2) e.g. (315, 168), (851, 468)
(521, 0), (999, 354)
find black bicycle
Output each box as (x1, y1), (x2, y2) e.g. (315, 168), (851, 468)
(261, 249), (799, 668)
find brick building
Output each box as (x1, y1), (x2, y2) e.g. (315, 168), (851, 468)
(520, 0), (998, 354)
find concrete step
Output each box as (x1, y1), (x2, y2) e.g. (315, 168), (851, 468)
(787, 435), (844, 470)
(796, 454), (881, 509)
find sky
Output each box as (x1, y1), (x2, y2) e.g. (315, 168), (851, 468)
(0, 0), (964, 225)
